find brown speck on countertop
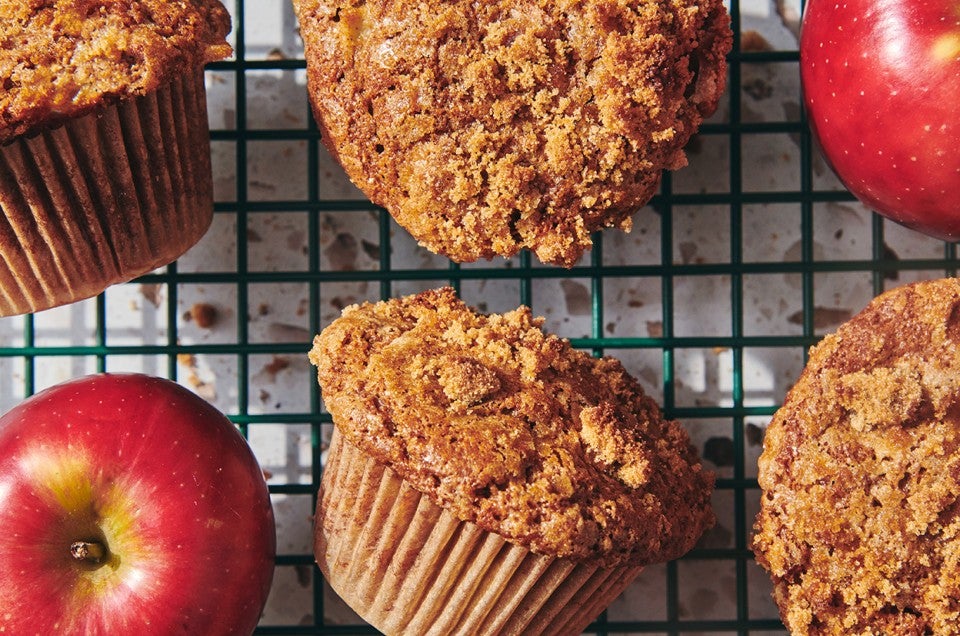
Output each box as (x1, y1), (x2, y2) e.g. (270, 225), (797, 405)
(882, 244), (900, 280)
(176, 352), (196, 368)
(679, 241), (699, 265)
(787, 306), (853, 330)
(186, 302), (219, 328)
(744, 423), (764, 446)
(703, 436), (734, 467)
(177, 353), (216, 400)
(326, 233), (359, 271)
(560, 279), (591, 315)
(140, 283), (163, 308)
(297, 298), (309, 317)
(647, 321), (664, 338)
(260, 356), (291, 382)
(266, 322), (312, 343)
(361, 239), (380, 261)
(740, 29), (773, 52)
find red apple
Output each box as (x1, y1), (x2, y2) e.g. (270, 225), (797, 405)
(0, 373), (276, 635)
(801, 0), (960, 238)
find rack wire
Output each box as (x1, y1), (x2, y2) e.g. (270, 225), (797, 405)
(1, 0), (957, 634)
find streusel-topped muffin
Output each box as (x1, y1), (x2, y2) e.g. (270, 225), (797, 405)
(754, 278), (960, 634)
(0, 0), (231, 315)
(310, 287), (714, 634)
(294, 0), (732, 266)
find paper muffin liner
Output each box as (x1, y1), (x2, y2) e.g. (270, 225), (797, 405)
(0, 66), (215, 316)
(316, 428), (645, 635)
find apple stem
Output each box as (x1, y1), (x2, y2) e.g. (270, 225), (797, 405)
(70, 541), (106, 564)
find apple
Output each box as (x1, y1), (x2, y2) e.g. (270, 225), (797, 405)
(0, 373), (276, 635)
(800, 0), (960, 238)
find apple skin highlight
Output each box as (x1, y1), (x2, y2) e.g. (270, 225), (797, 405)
(0, 373), (276, 636)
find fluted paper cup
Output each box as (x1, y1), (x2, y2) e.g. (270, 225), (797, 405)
(315, 428), (645, 635)
(0, 66), (215, 316)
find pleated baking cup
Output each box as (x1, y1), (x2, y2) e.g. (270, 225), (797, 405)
(316, 428), (645, 636)
(0, 66), (215, 316)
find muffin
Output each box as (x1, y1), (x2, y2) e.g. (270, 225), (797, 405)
(293, 0), (732, 267)
(753, 278), (960, 634)
(0, 1), (232, 316)
(309, 287), (714, 634)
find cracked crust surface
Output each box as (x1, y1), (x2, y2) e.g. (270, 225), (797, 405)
(309, 287), (714, 567)
(0, 0), (232, 144)
(753, 278), (960, 635)
(294, 0), (732, 267)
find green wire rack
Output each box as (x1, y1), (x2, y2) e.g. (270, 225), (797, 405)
(1, 0), (958, 634)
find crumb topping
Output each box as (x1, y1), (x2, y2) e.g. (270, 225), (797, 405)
(294, 0), (732, 266)
(0, 0), (232, 143)
(437, 355), (502, 408)
(310, 287), (714, 566)
(753, 278), (960, 634)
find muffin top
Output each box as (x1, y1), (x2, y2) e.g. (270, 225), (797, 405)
(294, 0), (732, 267)
(309, 287), (714, 567)
(753, 278), (960, 634)
(0, 0), (232, 144)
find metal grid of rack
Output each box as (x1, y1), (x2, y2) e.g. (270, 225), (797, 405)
(1, 0), (957, 633)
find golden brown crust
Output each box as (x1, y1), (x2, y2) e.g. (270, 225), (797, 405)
(294, 0), (732, 267)
(309, 287), (714, 566)
(753, 278), (960, 635)
(0, 0), (232, 144)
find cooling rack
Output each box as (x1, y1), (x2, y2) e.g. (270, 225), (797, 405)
(1, 0), (957, 634)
